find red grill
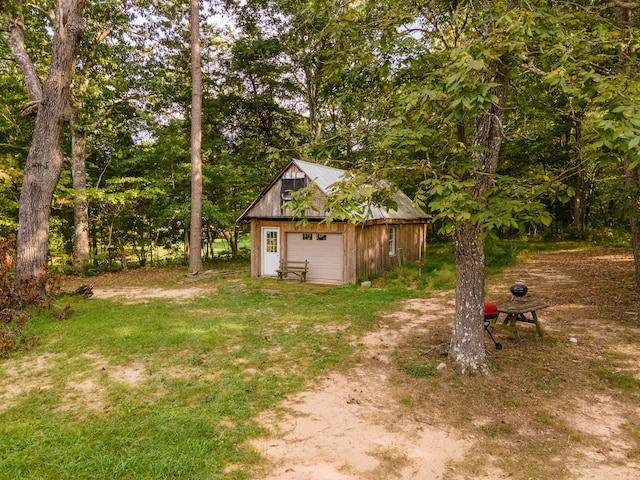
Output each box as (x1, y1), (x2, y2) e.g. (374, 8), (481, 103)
(484, 303), (502, 350)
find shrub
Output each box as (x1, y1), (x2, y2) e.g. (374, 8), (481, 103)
(0, 235), (35, 356)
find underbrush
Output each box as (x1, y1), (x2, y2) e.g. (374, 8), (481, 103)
(0, 235), (40, 357)
(48, 239), (251, 277)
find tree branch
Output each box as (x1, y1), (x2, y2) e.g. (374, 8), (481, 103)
(412, 0), (452, 50)
(597, 1), (640, 10)
(520, 53), (549, 76)
(6, 13), (43, 110)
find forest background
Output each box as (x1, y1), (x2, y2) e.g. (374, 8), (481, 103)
(1, 4), (640, 474)
(1, 0), (638, 276)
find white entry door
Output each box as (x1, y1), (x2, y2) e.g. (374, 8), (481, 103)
(261, 227), (280, 276)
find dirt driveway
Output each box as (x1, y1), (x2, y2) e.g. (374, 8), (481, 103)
(252, 248), (640, 480)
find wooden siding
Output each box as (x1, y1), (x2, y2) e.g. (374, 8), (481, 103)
(251, 219), (426, 283)
(244, 159), (429, 282)
(243, 164), (328, 219)
(355, 222), (426, 280)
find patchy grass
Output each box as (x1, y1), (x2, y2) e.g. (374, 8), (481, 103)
(2, 243), (639, 479)
(0, 268), (426, 480)
(400, 362), (437, 379)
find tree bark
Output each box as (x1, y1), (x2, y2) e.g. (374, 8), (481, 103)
(15, 0), (85, 300)
(450, 72), (509, 373)
(71, 122), (89, 273)
(451, 221), (487, 372)
(305, 65), (321, 142)
(188, 0), (203, 275)
(623, 155), (640, 290)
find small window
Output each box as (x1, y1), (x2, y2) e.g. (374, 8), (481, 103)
(266, 231), (278, 253)
(302, 233), (313, 240)
(317, 234), (327, 240)
(280, 176), (307, 206)
(388, 226), (396, 255)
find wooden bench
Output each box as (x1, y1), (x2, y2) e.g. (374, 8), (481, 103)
(276, 260), (309, 282)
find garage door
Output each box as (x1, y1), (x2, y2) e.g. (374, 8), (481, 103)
(286, 232), (343, 283)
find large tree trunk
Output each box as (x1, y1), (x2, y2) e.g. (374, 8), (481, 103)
(451, 221), (487, 371)
(450, 72), (509, 373)
(71, 123), (89, 273)
(188, 0), (203, 275)
(15, 0), (85, 300)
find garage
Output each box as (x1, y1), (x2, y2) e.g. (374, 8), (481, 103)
(286, 232), (343, 283)
(239, 160), (430, 283)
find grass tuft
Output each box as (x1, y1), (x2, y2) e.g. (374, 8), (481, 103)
(400, 363), (436, 378)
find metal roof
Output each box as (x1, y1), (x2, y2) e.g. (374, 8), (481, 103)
(292, 159), (429, 221)
(292, 159), (347, 193)
(238, 159), (430, 222)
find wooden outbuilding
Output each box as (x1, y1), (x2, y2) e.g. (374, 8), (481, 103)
(238, 159), (430, 284)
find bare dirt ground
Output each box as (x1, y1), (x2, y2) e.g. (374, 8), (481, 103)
(251, 248), (640, 480)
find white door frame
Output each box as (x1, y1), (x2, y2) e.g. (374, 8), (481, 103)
(261, 227), (280, 276)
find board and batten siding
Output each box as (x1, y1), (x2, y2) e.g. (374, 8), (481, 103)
(243, 160), (429, 283)
(243, 164), (328, 219)
(355, 222), (426, 280)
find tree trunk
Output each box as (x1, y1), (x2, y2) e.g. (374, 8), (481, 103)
(188, 0), (203, 275)
(571, 115), (586, 239)
(450, 221), (487, 372)
(15, 0), (85, 300)
(71, 122), (89, 273)
(305, 65), (321, 142)
(222, 229), (239, 257)
(450, 72), (509, 373)
(616, 5), (640, 290)
(623, 154), (640, 290)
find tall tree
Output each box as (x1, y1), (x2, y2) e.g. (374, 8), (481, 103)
(616, 3), (640, 290)
(13, 0), (84, 300)
(3, 1), (141, 275)
(188, 0), (203, 274)
(379, 0), (528, 372)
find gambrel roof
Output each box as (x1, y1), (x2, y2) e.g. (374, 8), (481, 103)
(239, 159), (430, 222)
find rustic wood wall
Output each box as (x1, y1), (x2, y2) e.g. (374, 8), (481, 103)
(244, 164), (328, 219)
(355, 222), (426, 280)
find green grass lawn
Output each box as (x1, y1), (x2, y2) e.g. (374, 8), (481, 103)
(0, 273), (427, 480)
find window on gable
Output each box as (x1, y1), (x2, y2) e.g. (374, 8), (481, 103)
(280, 174), (307, 206)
